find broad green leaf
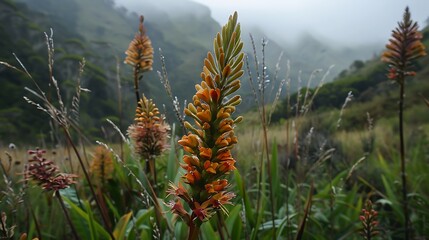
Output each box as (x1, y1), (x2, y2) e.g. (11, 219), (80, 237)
(63, 197), (110, 240)
(113, 211), (133, 240)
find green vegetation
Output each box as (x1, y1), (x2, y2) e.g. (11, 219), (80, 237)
(0, 2), (428, 240)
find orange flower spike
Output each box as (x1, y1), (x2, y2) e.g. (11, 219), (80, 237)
(199, 147), (212, 160)
(205, 180), (228, 194)
(216, 150), (234, 161)
(166, 182), (192, 203)
(217, 108), (231, 120)
(202, 122), (211, 130)
(209, 88), (221, 103)
(205, 179), (229, 193)
(210, 191), (236, 208)
(218, 160), (236, 173)
(193, 202), (212, 221)
(167, 200), (189, 218)
(166, 12), (243, 229)
(204, 160), (218, 174)
(183, 155), (200, 167)
(193, 169), (202, 181)
(218, 119), (233, 133)
(184, 169), (201, 184)
(196, 109), (212, 123)
(196, 88), (211, 104)
(205, 184), (215, 193)
(215, 135), (229, 148)
(178, 134), (199, 149)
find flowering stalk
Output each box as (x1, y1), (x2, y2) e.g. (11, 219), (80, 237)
(90, 146), (114, 188)
(128, 95), (170, 187)
(381, 7), (426, 239)
(25, 149), (79, 239)
(166, 12), (244, 239)
(359, 200), (379, 240)
(124, 15), (154, 104)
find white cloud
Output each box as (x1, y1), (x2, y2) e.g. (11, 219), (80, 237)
(116, 0), (429, 46)
(189, 0), (429, 45)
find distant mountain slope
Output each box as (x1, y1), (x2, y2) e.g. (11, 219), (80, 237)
(0, 0), (128, 144)
(1, 0), (222, 144)
(16, 0), (221, 101)
(1, 0), (406, 144)
(271, 25), (429, 128)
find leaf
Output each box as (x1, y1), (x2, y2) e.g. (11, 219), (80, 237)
(63, 197), (110, 240)
(234, 170), (255, 227)
(200, 221), (220, 240)
(113, 212), (133, 240)
(83, 201), (98, 240)
(104, 196), (121, 220)
(225, 204), (243, 239)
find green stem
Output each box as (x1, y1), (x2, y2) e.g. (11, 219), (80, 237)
(399, 82), (409, 240)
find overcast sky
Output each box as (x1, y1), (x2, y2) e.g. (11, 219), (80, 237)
(117, 0), (429, 47)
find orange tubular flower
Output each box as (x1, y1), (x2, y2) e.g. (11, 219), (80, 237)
(165, 12), (244, 237)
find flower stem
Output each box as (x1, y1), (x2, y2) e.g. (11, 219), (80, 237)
(134, 67), (141, 105)
(188, 221), (200, 240)
(399, 82), (409, 239)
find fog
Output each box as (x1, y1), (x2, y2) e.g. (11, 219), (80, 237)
(116, 0), (429, 47)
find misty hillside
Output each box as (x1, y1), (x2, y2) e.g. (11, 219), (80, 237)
(0, 0), (221, 144)
(1, 0), (388, 144)
(271, 25), (429, 128)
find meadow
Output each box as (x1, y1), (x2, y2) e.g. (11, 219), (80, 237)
(1, 7), (429, 240)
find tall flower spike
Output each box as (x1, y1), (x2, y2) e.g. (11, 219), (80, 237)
(124, 15), (154, 103)
(381, 7), (426, 84)
(128, 95), (170, 186)
(167, 12), (243, 239)
(90, 146), (114, 186)
(381, 7), (426, 240)
(359, 200), (379, 240)
(124, 15), (154, 71)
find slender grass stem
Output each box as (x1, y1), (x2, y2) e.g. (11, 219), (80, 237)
(260, 38), (276, 238)
(116, 58), (124, 161)
(62, 128), (114, 239)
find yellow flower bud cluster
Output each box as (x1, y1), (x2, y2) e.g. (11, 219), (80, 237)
(127, 95), (170, 161)
(124, 16), (153, 72)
